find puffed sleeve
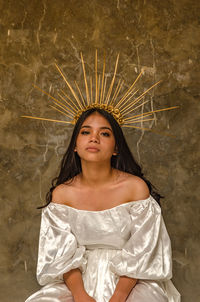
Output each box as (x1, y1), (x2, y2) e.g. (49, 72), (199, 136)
(36, 204), (87, 286)
(109, 196), (172, 280)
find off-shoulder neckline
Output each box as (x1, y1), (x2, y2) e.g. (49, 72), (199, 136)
(50, 195), (152, 213)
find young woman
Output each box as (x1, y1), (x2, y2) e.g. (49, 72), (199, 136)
(25, 108), (180, 302)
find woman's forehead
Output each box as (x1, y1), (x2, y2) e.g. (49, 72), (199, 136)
(82, 112), (111, 127)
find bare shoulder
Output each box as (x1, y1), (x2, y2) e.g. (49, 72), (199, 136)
(51, 181), (76, 204)
(122, 172), (150, 201)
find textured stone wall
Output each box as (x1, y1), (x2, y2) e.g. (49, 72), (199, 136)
(0, 0), (199, 301)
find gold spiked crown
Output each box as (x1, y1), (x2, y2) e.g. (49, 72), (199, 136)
(22, 51), (178, 131)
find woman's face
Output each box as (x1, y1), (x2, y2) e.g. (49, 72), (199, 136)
(75, 112), (117, 163)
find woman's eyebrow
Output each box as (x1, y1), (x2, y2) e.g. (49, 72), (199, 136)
(81, 125), (113, 131)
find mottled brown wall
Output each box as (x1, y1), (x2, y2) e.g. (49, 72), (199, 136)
(0, 0), (199, 301)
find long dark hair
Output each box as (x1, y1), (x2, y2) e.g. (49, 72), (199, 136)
(38, 108), (162, 208)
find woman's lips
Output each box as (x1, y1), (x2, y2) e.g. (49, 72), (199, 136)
(86, 147), (100, 152)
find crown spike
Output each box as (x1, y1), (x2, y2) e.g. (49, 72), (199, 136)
(95, 50), (98, 103)
(122, 98), (155, 118)
(52, 99), (74, 117)
(55, 63), (83, 109)
(33, 84), (75, 117)
(100, 52), (106, 105)
(117, 88), (138, 110)
(90, 76), (93, 105)
(123, 118), (155, 124)
(116, 88), (138, 111)
(105, 53), (120, 105)
(124, 106), (179, 121)
(109, 79), (123, 106)
(21, 115), (73, 124)
(116, 70), (143, 109)
(102, 76), (107, 104)
(49, 105), (73, 118)
(50, 96), (74, 117)
(52, 101), (74, 118)
(124, 112), (155, 121)
(57, 92), (77, 114)
(120, 80), (162, 114)
(97, 74), (101, 104)
(124, 110), (159, 121)
(80, 53), (90, 106)
(33, 84), (60, 104)
(60, 89), (82, 111)
(74, 81), (87, 108)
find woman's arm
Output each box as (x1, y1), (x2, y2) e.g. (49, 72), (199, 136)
(110, 276), (137, 301)
(63, 269), (96, 301)
(63, 268), (86, 296)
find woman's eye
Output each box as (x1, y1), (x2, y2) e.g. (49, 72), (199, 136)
(80, 131), (110, 137)
(101, 132), (110, 137)
(80, 131), (90, 135)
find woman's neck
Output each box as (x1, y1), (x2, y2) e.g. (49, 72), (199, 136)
(79, 161), (115, 188)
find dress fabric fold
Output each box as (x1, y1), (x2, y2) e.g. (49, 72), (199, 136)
(25, 196), (181, 302)
(36, 207), (87, 286)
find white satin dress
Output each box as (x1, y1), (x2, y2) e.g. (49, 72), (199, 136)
(25, 195), (181, 302)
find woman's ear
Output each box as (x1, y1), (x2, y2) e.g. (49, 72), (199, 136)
(113, 146), (118, 156)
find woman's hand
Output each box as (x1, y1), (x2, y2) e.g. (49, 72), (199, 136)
(109, 298), (126, 302)
(108, 290), (128, 302)
(73, 291), (96, 302)
(109, 296), (126, 302)
(109, 276), (137, 302)
(63, 269), (95, 301)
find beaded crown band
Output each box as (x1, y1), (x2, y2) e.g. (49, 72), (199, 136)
(22, 51), (178, 131)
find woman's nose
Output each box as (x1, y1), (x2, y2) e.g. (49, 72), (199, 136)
(89, 133), (99, 143)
